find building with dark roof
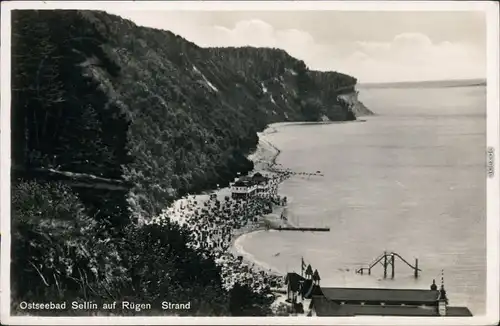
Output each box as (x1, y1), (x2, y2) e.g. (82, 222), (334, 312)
(284, 266), (473, 317)
(308, 293), (473, 317)
(230, 173), (270, 199)
(306, 283), (472, 317)
(252, 172), (268, 184)
(319, 287), (440, 305)
(285, 272), (303, 302)
(230, 176), (256, 199)
(308, 295), (472, 317)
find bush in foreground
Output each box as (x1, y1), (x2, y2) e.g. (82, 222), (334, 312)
(11, 180), (273, 316)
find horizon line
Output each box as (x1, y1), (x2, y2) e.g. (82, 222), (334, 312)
(358, 77), (487, 85)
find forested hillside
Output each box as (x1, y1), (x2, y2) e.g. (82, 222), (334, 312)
(10, 10), (368, 315)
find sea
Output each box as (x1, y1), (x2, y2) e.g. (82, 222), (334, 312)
(236, 84), (487, 315)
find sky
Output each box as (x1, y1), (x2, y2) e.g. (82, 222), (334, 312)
(108, 10), (487, 83)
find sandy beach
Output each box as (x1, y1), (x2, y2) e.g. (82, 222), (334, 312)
(230, 123), (299, 265)
(146, 122), (302, 298)
(148, 119), (357, 309)
(147, 121), (327, 307)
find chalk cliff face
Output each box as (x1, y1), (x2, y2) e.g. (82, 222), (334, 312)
(11, 10), (368, 222)
(338, 91), (374, 117)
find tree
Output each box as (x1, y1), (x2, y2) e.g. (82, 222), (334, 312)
(11, 181), (127, 304)
(301, 98), (324, 121)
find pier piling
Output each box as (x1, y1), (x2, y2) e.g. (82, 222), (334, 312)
(391, 254), (395, 279)
(383, 252), (388, 279)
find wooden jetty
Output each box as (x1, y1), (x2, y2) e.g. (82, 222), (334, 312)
(274, 209), (330, 232)
(271, 226), (330, 232)
(355, 251), (421, 279)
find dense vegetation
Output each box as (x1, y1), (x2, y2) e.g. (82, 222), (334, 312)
(12, 181), (259, 315)
(11, 10), (363, 315)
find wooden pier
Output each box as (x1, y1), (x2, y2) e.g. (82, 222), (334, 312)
(355, 251), (421, 279)
(271, 226), (330, 232)
(274, 208), (330, 232)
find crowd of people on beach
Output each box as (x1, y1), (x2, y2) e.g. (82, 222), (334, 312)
(146, 142), (325, 298)
(148, 167), (293, 295)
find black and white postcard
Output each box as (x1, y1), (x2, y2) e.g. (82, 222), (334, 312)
(1, 1), (499, 325)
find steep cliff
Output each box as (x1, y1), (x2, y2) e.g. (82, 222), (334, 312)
(11, 10), (361, 223)
(10, 9), (369, 315)
(338, 91), (374, 117)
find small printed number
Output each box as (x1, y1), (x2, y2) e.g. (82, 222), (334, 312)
(487, 147), (494, 178)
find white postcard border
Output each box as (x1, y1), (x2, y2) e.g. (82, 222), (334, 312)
(1, 1), (499, 325)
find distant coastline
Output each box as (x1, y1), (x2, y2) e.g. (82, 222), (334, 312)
(359, 78), (486, 89)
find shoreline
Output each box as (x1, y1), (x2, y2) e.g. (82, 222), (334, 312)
(151, 121), (296, 295)
(226, 120), (340, 306)
(227, 119), (342, 276)
(153, 120), (335, 296)
(266, 119), (366, 129)
(228, 123), (290, 276)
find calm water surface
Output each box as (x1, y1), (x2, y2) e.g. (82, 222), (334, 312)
(239, 86), (487, 315)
